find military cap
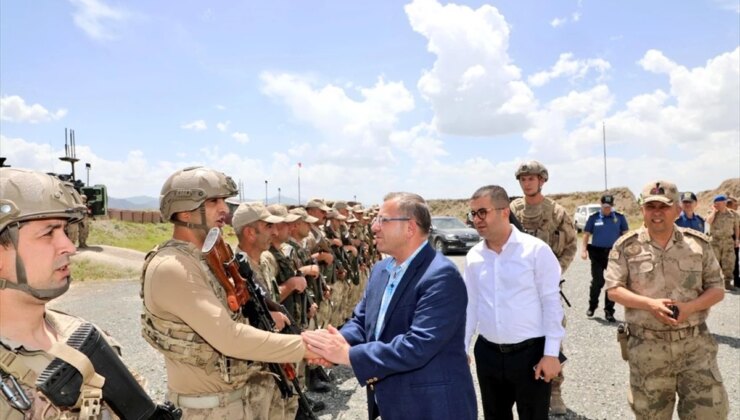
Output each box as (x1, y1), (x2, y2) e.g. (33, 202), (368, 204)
(713, 194), (727, 203)
(680, 192), (697, 202)
(267, 204), (301, 223)
(332, 200), (349, 210)
(306, 198), (331, 211)
(640, 180), (679, 205)
(289, 207), (319, 223)
(326, 208), (347, 220)
(232, 202), (284, 233)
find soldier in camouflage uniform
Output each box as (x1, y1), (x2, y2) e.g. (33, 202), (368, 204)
(305, 199), (336, 329)
(706, 194), (739, 290)
(284, 207), (331, 394)
(141, 168), (313, 419)
(727, 196), (740, 287)
(509, 161), (576, 415)
(324, 208), (352, 327)
(605, 180), (728, 420)
(0, 169), (124, 419)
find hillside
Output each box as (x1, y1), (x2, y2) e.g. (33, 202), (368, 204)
(428, 178), (740, 222)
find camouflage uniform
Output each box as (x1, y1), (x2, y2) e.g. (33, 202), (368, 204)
(708, 208), (738, 288)
(142, 168), (304, 419)
(78, 195), (91, 248)
(604, 226), (728, 419)
(0, 310), (121, 420)
(510, 161), (577, 414)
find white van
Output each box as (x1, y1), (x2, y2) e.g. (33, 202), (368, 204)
(574, 204), (601, 232)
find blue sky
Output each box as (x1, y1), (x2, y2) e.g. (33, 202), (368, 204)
(1, 0), (738, 204)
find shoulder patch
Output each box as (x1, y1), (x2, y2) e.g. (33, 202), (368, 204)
(681, 227), (710, 243)
(612, 230), (639, 249)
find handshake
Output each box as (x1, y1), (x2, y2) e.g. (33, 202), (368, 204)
(302, 326), (351, 367)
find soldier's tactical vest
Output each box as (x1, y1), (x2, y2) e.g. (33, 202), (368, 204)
(268, 245), (304, 322)
(0, 310), (115, 420)
(512, 197), (565, 256)
(286, 239), (323, 306)
(139, 240), (252, 386)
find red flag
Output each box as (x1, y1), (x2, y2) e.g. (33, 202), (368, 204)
(298, 162), (302, 168)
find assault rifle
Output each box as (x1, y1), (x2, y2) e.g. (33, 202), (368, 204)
(202, 228), (317, 420)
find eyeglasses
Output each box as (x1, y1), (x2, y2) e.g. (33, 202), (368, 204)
(467, 207), (508, 221)
(372, 216), (411, 227)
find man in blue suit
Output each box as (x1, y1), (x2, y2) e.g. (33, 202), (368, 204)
(302, 192), (477, 420)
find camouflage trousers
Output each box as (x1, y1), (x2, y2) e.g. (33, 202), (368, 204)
(711, 240), (736, 286)
(328, 280), (349, 327)
(626, 331), (728, 420)
(170, 370), (298, 420)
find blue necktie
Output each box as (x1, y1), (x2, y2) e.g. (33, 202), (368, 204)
(375, 268), (401, 339)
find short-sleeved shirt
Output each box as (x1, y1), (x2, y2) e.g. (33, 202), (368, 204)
(709, 210), (738, 242)
(675, 212), (705, 233)
(584, 210), (629, 248)
(604, 226), (723, 331)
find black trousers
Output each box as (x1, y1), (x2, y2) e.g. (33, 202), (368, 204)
(587, 244), (615, 314)
(474, 336), (551, 420)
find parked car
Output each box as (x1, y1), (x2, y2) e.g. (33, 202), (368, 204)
(430, 216), (481, 255)
(573, 204), (601, 232)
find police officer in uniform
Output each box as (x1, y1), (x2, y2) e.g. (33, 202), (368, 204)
(675, 192), (705, 233)
(141, 167), (318, 418)
(509, 161), (576, 416)
(605, 180), (728, 419)
(580, 194), (629, 322)
(0, 168), (122, 419)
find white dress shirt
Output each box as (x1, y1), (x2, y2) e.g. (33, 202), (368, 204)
(463, 225), (565, 357)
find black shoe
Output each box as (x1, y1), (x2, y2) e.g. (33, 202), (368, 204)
(307, 396), (325, 412)
(605, 313), (616, 323)
(586, 309), (595, 317)
(308, 371), (331, 393)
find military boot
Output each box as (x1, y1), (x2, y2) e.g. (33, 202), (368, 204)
(550, 375), (567, 415)
(307, 368), (330, 393)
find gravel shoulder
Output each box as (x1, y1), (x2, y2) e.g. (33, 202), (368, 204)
(51, 245), (740, 419)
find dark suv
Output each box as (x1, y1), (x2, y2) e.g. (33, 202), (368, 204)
(430, 216), (481, 255)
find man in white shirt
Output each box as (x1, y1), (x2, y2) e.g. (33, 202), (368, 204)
(464, 185), (565, 420)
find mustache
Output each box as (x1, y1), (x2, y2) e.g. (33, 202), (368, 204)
(53, 257), (71, 270)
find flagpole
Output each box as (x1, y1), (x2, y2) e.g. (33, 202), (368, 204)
(298, 162), (302, 205)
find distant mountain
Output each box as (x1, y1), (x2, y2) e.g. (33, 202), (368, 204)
(109, 196), (159, 210)
(108, 195), (301, 210)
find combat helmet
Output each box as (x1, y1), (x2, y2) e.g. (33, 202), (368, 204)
(0, 168), (86, 300)
(515, 160), (549, 182)
(159, 166), (238, 231)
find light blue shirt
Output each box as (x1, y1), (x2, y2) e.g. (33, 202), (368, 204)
(374, 240), (429, 339)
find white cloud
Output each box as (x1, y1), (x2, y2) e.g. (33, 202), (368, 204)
(713, 0), (740, 13)
(216, 120), (230, 132)
(215, 104), (226, 110)
(638, 49), (678, 74)
(261, 72), (414, 166)
(0, 95), (68, 123)
(69, 0), (130, 41)
(231, 132), (249, 144)
(550, 17), (567, 28)
(180, 120), (207, 131)
(528, 53), (611, 87)
(405, 0), (536, 136)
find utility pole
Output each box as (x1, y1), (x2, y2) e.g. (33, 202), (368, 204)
(278, 187), (281, 204)
(297, 162), (302, 205)
(602, 122), (608, 191)
(264, 180), (268, 205)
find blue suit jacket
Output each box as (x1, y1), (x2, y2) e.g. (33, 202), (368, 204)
(340, 243), (477, 420)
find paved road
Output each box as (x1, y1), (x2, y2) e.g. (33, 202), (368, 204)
(52, 249), (740, 419)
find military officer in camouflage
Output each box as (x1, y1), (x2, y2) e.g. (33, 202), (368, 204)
(141, 167), (317, 419)
(509, 160), (577, 415)
(707, 194), (739, 290)
(77, 195), (91, 248)
(605, 180), (728, 420)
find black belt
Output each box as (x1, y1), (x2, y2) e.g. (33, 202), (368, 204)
(480, 336), (544, 353)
